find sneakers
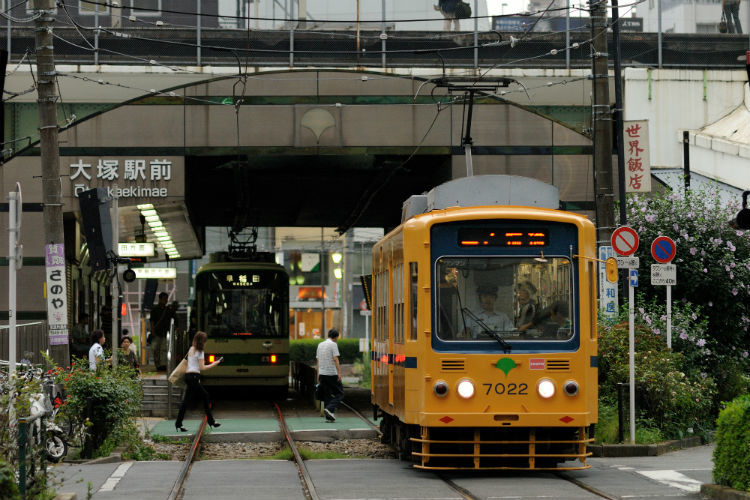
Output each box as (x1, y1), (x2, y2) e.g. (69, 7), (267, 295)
(324, 409), (336, 422)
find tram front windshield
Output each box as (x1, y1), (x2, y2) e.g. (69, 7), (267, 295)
(197, 271), (286, 338)
(435, 257), (573, 342)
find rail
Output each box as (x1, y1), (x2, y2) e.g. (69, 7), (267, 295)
(340, 401), (382, 437)
(273, 402), (319, 500)
(167, 415), (207, 500)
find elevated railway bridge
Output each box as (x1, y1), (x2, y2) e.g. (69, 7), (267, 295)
(1, 28), (748, 337)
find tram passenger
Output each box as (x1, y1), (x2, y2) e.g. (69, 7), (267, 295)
(515, 281), (538, 332)
(464, 285), (513, 339)
(316, 329), (344, 422)
(175, 331), (222, 432)
(541, 301), (571, 340)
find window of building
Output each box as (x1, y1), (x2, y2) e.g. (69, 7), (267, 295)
(130, 0), (161, 16)
(79, 0), (109, 14)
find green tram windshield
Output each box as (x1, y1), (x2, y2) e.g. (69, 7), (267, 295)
(197, 269), (288, 339)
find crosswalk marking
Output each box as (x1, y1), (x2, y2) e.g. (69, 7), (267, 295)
(98, 462), (133, 492)
(637, 470), (703, 493)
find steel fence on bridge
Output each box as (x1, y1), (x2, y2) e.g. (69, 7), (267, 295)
(1, 1), (749, 70)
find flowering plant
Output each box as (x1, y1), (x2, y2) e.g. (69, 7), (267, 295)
(624, 186), (750, 402)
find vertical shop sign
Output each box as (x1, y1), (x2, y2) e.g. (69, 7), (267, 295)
(598, 245), (618, 319)
(624, 120), (651, 193)
(45, 244), (69, 345)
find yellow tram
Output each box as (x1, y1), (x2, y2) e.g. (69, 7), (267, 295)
(370, 176), (598, 470)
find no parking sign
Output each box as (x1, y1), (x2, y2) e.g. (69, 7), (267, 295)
(651, 236), (676, 264)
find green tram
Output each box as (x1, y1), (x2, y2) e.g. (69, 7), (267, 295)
(195, 253), (289, 394)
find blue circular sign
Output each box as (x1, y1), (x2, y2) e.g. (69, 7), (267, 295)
(651, 236), (676, 263)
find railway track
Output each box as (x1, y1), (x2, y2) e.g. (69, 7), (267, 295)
(167, 415), (207, 500)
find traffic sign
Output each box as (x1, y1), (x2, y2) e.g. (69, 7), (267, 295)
(651, 236), (677, 264)
(616, 256), (639, 269)
(612, 226), (639, 256)
(629, 269), (638, 287)
(651, 264), (677, 285)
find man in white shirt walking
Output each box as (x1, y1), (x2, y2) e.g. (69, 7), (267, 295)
(316, 329), (344, 422)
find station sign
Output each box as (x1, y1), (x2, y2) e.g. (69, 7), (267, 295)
(651, 264), (677, 285)
(133, 267), (177, 279)
(118, 242), (155, 257)
(616, 256), (639, 269)
(611, 226), (639, 256)
(651, 236), (676, 264)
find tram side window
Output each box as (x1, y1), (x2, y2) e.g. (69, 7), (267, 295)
(409, 262), (418, 341)
(394, 263), (404, 344)
(375, 270), (389, 344)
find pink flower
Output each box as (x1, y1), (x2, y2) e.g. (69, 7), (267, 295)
(689, 247), (697, 255)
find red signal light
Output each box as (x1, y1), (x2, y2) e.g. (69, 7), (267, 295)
(121, 303), (127, 316)
(270, 354), (278, 364)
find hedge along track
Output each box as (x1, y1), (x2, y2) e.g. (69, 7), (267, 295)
(167, 415), (207, 500)
(274, 401), (320, 500)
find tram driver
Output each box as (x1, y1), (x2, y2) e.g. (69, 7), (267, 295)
(463, 284), (513, 339)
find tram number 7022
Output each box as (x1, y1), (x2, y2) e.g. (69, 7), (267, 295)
(483, 383), (529, 395)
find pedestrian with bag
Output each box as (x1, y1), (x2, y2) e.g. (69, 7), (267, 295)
(316, 329), (344, 422)
(722, 0), (742, 33)
(174, 331), (222, 432)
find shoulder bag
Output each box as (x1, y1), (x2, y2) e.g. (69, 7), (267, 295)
(168, 353), (188, 388)
(719, 12), (728, 33)
(455, 1), (472, 19)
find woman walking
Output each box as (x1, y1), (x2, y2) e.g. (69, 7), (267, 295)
(175, 331), (222, 432)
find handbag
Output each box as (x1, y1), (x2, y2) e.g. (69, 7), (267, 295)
(719, 12), (728, 33)
(455, 1), (472, 19)
(168, 357), (188, 388)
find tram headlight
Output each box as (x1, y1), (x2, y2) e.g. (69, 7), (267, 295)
(433, 380), (449, 397)
(537, 378), (556, 399)
(456, 379), (475, 399)
(563, 380), (579, 397)
(208, 354), (216, 363)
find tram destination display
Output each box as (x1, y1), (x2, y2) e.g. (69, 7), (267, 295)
(458, 228), (548, 247)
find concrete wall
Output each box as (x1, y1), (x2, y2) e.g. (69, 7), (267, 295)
(624, 67), (748, 173)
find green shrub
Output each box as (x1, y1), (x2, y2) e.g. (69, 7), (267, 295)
(713, 394), (750, 492)
(598, 320), (716, 439)
(290, 338), (360, 364)
(55, 358), (142, 456)
(0, 460), (20, 500)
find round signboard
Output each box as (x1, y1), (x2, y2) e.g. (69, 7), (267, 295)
(611, 226), (639, 257)
(651, 236), (677, 264)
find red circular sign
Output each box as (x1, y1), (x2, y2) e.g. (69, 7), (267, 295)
(651, 236), (677, 264)
(359, 299), (368, 311)
(611, 226), (640, 256)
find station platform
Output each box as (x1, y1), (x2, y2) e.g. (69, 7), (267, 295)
(150, 416), (381, 442)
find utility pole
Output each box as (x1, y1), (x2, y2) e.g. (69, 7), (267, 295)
(590, 0), (615, 244)
(36, 0), (69, 366)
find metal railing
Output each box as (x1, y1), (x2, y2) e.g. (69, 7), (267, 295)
(0, 322), (48, 366)
(1, 2), (749, 70)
